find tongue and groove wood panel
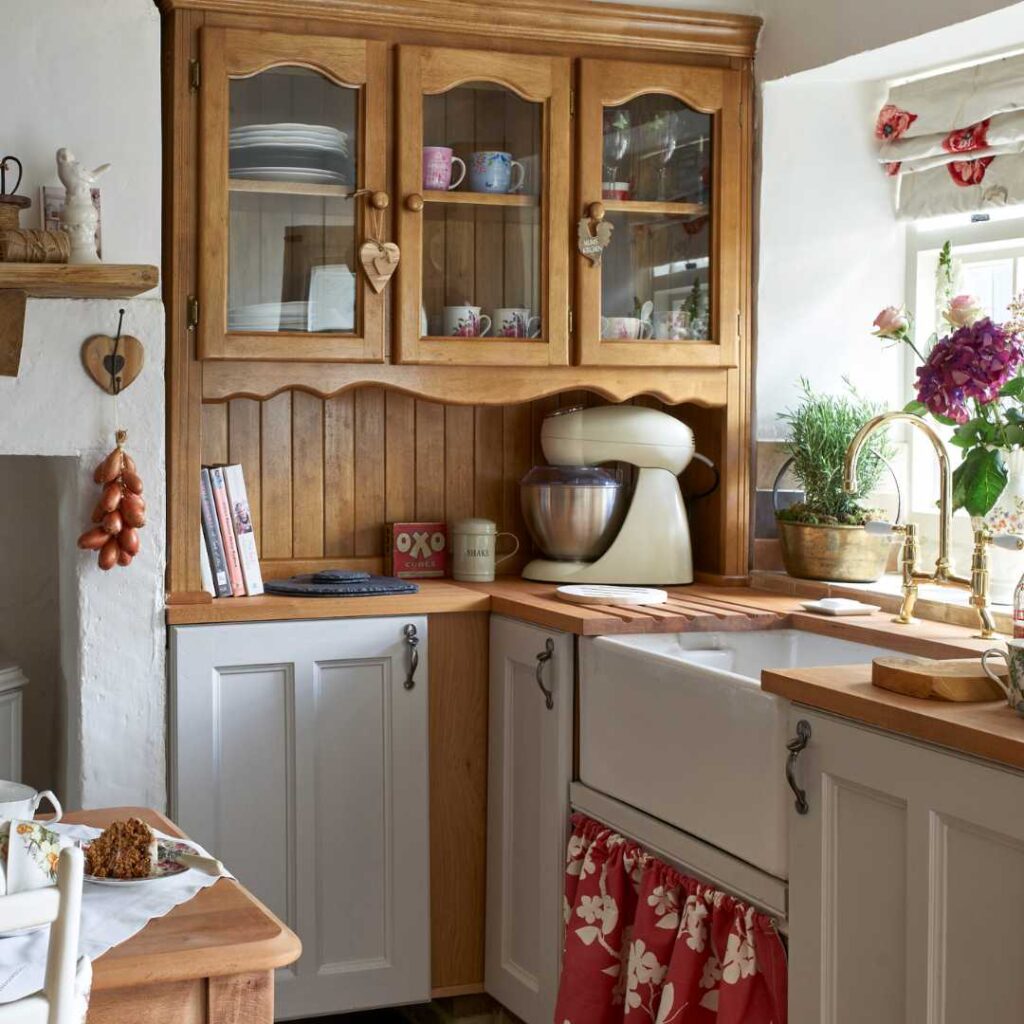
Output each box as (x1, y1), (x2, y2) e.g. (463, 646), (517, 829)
(199, 390), (724, 579)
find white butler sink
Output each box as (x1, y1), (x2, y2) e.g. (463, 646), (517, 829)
(578, 629), (906, 879)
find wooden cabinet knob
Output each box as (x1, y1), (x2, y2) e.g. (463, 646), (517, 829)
(588, 201), (606, 222)
(370, 191), (390, 210)
(405, 193), (425, 213)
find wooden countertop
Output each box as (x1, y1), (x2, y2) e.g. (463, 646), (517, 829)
(166, 579), (490, 625)
(762, 665), (1024, 773)
(66, 806), (301, 989)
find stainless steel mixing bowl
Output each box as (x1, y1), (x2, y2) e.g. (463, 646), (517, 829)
(520, 466), (627, 561)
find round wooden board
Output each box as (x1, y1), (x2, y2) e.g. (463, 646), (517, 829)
(555, 585), (668, 606)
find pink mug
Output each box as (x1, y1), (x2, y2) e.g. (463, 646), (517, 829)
(423, 147), (466, 191)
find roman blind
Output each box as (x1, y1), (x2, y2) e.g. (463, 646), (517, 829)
(876, 53), (1024, 218)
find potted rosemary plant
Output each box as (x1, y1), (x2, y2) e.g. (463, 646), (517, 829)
(775, 378), (896, 582)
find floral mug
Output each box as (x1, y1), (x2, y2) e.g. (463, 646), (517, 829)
(468, 151), (525, 194)
(600, 316), (652, 341)
(0, 819), (69, 895)
(422, 146), (466, 191)
(443, 305), (491, 338)
(981, 640), (1024, 714)
(492, 307), (541, 338)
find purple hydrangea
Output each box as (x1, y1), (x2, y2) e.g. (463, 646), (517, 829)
(915, 317), (1023, 423)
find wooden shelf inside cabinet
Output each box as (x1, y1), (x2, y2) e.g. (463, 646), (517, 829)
(599, 199), (707, 217)
(227, 177), (355, 198)
(422, 190), (538, 208)
(0, 263), (159, 378)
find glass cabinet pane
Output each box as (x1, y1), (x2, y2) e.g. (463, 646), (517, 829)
(601, 94), (711, 204)
(601, 211), (710, 341)
(420, 82), (543, 339)
(227, 67), (359, 335)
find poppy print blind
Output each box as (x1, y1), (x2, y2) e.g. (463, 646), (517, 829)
(876, 54), (1024, 218)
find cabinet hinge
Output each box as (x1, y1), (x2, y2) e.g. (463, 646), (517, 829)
(568, 308), (574, 335)
(189, 59), (200, 92)
(737, 310), (743, 340)
(186, 295), (199, 330)
(570, 89), (575, 117)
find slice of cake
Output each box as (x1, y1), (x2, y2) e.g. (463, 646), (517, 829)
(85, 817), (158, 879)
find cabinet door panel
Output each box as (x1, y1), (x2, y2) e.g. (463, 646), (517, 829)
(396, 47), (571, 366)
(0, 691), (21, 783)
(170, 617), (429, 1019)
(788, 709), (1024, 1024)
(485, 616), (573, 1024)
(577, 58), (743, 368)
(198, 28), (387, 362)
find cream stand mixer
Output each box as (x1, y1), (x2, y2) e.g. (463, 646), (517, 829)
(521, 405), (696, 584)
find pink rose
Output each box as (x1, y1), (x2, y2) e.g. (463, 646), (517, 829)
(944, 294), (985, 328)
(872, 306), (909, 338)
(875, 104), (918, 141)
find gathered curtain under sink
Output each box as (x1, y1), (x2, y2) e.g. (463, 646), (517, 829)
(554, 814), (788, 1024)
(876, 53), (1024, 218)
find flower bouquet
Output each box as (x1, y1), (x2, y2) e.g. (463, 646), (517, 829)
(873, 246), (1024, 518)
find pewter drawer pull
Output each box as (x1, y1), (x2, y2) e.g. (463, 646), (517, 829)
(403, 623), (419, 690)
(786, 719), (812, 815)
(535, 638), (555, 710)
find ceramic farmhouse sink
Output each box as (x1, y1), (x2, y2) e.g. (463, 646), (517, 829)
(578, 629), (907, 879)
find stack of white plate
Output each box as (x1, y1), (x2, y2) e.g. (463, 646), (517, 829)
(229, 301), (309, 332)
(229, 123), (350, 185)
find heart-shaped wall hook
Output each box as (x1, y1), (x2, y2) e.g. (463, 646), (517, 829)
(82, 333), (144, 394)
(359, 240), (400, 294)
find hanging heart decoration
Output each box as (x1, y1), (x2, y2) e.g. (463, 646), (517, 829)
(359, 240), (401, 294)
(577, 215), (614, 266)
(81, 331), (144, 394)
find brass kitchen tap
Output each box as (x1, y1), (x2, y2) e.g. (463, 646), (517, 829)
(843, 411), (1020, 639)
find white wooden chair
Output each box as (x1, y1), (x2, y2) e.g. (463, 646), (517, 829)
(0, 847), (92, 1024)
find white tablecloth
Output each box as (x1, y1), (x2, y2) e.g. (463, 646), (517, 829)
(0, 822), (227, 1004)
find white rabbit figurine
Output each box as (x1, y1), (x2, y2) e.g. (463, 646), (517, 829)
(56, 148), (109, 264)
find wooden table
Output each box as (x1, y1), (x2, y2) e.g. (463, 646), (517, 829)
(65, 807), (300, 1024)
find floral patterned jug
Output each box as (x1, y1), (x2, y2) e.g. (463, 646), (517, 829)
(978, 449), (1024, 604)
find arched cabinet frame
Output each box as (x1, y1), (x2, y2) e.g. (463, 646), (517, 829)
(394, 45), (571, 367)
(576, 58), (744, 369)
(198, 28), (389, 361)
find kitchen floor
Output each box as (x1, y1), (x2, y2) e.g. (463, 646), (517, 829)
(293, 996), (521, 1024)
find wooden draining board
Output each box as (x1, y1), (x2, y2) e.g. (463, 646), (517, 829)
(481, 580), (788, 635)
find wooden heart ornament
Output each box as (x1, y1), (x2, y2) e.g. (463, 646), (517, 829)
(359, 240), (400, 294)
(81, 333), (144, 394)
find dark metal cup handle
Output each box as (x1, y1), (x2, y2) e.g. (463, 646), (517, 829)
(0, 156), (22, 196)
(786, 719), (812, 815)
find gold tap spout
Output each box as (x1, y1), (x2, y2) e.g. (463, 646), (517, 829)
(844, 412), (954, 579)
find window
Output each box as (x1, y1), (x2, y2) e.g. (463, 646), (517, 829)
(905, 211), (1024, 571)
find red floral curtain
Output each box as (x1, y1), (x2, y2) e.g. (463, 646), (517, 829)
(555, 814), (787, 1024)
(875, 54), (1024, 218)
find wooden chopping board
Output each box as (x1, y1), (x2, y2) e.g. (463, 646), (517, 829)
(872, 656), (1006, 702)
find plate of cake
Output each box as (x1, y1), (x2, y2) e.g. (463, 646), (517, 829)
(83, 817), (193, 885)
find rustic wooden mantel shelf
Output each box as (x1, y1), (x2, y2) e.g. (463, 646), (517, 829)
(0, 263), (160, 377)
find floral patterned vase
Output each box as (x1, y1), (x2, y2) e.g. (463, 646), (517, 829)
(976, 449), (1024, 605)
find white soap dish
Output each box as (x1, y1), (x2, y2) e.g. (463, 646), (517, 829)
(800, 598), (881, 616)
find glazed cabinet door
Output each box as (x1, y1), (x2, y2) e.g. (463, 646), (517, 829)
(576, 59), (744, 367)
(485, 616), (573, 1024)
(395, 47), (571, 366)
(788, 708), (1024, 1024)
(170, 617), (430, 1019)
(198, 28), (388, 362)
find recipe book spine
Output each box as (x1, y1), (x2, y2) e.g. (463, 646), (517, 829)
(209, 466), (245, 597)
(199, 467), (232, 598)
(222, 463), (264, 596)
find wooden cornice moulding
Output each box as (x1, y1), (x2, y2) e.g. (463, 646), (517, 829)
(156, 0), (761, 58)
(200, 362), (731, 407)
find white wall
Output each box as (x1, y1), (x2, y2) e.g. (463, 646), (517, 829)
(0, 0), (164, 810)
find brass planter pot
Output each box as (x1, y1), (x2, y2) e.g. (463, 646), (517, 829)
(776, 520), (893, 583)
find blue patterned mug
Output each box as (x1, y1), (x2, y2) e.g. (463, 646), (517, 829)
(468, 151), (525, 194)
(981, 640), (1024, 713)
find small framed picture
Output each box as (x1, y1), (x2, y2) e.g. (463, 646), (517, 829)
(40, 185), (102, 258)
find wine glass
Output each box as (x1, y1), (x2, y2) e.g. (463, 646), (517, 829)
(603, 109), (631, 192)
(650, 111), (679, 201)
